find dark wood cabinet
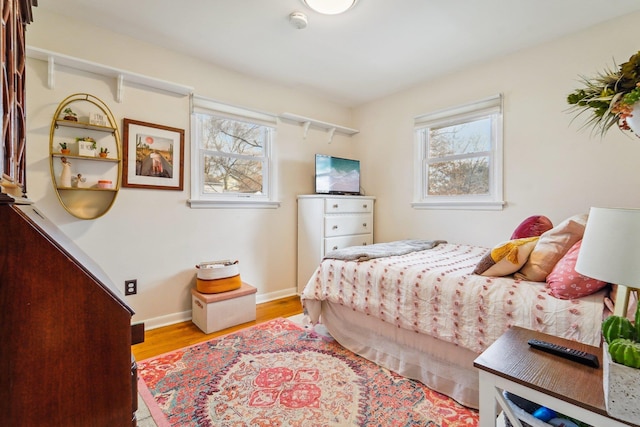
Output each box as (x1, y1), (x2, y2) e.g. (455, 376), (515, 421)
(2, 3), (138, 425)
(1, 0), (35, 199)
(0, 202), (136, 426)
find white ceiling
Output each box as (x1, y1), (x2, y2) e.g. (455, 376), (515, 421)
(37, 0), (640, 107)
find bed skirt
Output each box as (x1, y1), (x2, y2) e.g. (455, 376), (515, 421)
(307, 300), (482, 409)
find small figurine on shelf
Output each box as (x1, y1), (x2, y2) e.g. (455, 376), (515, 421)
(59, 142), (70, 154)
(59, 157), (72, 188)
(62, 107), (78, 122)
(72, 173), (87, 188)
(99, 147), (109, 158)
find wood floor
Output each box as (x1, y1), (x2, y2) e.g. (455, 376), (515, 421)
(132, 295), (303, 361)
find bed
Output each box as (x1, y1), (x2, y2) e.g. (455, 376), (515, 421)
(300, 216), (611, 410)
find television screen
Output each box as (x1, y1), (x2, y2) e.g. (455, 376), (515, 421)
(315, 154), (361, 195)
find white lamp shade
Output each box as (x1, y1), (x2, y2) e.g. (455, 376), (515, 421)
(575, 207), (640, 288)
(302, 0), (358, 15)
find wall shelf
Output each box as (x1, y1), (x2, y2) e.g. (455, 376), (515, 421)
(27, 46), (194, 102)
(52, 153), (119, 164)
(54, 119), (116, 133)
(57, 187), (117, 192)
(280, 112), (359, 143)
(49, 93), (122, 219)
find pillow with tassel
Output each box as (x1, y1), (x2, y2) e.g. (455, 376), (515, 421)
(474, 236), (539, 277)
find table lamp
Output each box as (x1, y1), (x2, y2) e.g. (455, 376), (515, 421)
(575, 207), (640, 317)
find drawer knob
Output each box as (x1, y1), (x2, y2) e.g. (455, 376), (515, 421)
(332, 225), (338, 230)
(333, 204), (339, 209)
(332, 246), (338, 250)
(362, 223), (367, 227)
(363, 204), (368, 208)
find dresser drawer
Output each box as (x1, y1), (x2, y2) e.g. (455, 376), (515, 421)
(324, 214), (372, 237)
(324, 198), (373, 214)
(325, 234), (373, 253)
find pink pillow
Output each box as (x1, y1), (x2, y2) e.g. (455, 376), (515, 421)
(510, 215), (553, 239)
(547, 240), (608, 299)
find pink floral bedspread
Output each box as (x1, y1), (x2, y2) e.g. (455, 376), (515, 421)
(301, 243), (606, 354)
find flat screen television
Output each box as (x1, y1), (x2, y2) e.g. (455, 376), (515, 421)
(315, 154), (361, 195)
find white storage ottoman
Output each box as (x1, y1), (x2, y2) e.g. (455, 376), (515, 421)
(191, 282), (257, 334)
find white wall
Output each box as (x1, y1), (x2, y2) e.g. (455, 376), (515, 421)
(26, 9), (358, 327)
(354, 11), (640, 248)
(25, 8), (640, 328)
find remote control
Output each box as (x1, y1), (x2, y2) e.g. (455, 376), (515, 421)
(527, 339), (599, 368)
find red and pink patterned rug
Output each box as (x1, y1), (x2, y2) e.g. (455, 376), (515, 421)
(137, 318), (479, 426)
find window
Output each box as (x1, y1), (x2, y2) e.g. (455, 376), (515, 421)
(189, 96), (279, 208)
(413, 95), (504, 210)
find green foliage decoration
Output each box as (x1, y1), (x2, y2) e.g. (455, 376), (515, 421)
(567, 51), (640, 137)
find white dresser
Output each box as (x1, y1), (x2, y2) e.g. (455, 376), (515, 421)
(297, 194), (375, 293)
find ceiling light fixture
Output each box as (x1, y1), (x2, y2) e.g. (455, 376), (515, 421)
(302, 0), (358, 15)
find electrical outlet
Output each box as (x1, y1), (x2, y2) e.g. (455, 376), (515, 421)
(125, 279), (137, 295)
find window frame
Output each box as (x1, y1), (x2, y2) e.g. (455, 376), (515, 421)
(412, 95), (505, 210)
(188, 95), (280, 209)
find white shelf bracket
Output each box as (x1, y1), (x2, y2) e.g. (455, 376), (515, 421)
(302, 121), (311, 139)
(116, 74), (124, 103)
(327, 127), (336, 143)
(47, 55), (55, 89)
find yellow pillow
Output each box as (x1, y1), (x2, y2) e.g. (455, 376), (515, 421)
(473, 236), (539, 277)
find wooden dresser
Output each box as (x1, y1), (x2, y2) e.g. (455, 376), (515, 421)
(0, 202), (137, 426)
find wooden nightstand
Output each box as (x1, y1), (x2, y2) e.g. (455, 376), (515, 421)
(473, 326), (639, 427)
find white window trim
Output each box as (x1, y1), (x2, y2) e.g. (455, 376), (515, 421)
(188, 95), (280, 209)
(412, 94), (505, 211)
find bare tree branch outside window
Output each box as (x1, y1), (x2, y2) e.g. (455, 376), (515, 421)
(196, 115), (269, 195)
(426, 118), (491, 196)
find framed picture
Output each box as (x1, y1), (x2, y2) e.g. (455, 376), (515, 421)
(122, 119), (184, 190)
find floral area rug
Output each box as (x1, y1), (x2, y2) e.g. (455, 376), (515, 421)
(137, 318), (478, 426)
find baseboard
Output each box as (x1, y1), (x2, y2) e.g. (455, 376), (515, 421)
(143, 310), (193, 331)
(140, 286), (299, 331)
(256, 287), (298, 304)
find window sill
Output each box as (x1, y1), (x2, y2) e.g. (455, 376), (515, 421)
(188, 199), (281, 209)
(411, 200), (505, 211)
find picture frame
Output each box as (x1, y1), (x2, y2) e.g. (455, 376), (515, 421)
(122, 118), (184, 190)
